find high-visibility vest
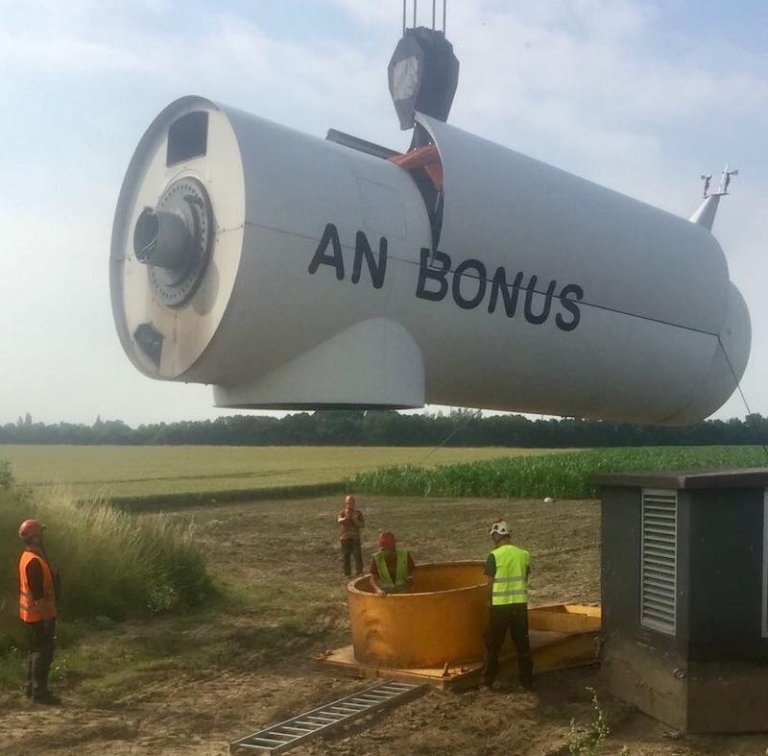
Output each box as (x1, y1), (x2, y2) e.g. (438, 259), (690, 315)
(490, 544), (529, 606)
(373, 549), (409, 591)
(19, 550), (57, 623)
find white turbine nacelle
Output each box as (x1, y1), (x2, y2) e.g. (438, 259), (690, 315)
(111, 96), (750, 425)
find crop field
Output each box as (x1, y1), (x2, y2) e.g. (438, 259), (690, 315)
(3, 444), (766, 504)
(353, 445), (768, 499)
(0, 445), (574, 499)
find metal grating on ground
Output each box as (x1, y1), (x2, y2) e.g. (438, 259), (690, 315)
(229, 681), (425, 753)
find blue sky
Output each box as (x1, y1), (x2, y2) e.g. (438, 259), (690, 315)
(0, 0), (766, 426)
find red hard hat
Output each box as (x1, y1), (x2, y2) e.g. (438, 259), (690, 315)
(344, 495), (356, 507)
(378, 531), (396, 549)
(18, 519), (44, 540)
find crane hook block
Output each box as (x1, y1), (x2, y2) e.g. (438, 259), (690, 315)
(388, 27), (459, 130)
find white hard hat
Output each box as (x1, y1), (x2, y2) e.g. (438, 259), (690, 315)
(489, 520), (510, 536)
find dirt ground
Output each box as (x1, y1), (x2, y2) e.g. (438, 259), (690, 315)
(1, 495), (767, 755)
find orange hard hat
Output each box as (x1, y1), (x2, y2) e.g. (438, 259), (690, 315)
(344, 495), (356, 507)
(378, 531), (396, 549)
(18, 519), (44, 540)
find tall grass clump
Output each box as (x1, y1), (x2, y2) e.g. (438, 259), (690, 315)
(1, 483), (214, 653)
(0, 460), (12, 490)
(349, 446), (768, 499)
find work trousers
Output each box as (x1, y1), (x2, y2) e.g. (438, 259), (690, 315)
(341, 538), (363, 577)
(482, 603), (533, 687)
(25, 618), (56, 698)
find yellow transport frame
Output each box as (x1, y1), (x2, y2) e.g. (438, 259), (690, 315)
(315, 561), (601, 690)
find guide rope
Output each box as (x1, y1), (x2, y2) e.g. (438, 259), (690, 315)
(414, 337), (765, 469)
(717, 336), (768, 463)
(417, 408), (480, 465)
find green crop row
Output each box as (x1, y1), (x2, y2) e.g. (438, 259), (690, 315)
(348, 446), (768, 499)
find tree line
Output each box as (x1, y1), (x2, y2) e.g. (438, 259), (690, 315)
(2, 410), (768, 447)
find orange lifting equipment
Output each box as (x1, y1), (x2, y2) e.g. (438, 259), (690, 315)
(390, 145), (443, 189)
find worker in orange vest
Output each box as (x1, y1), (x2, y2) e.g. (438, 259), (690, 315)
(18, 518), (61, 704)
(337, 494), (365, 578)
(368, 531), (415, 596)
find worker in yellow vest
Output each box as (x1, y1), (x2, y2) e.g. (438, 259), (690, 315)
(482, 518), (533, 691)
(369, 531), (415, 596)
(18, 518), (61, 704)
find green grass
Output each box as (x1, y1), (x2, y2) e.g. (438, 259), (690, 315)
(0, 445), (573, 499)
(0, 486), (215, 656)
(0, 594), (325, 703)
(40, 597), (323, 706)
(350, 445), (768, 499)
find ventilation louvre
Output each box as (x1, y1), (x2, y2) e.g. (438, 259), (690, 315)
(641, 489), (678, 635)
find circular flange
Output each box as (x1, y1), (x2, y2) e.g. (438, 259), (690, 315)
(145, 177), (213, 307)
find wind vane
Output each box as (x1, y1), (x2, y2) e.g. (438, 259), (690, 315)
(691, 165), (739, 231)
(701, 166), (739, 198)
